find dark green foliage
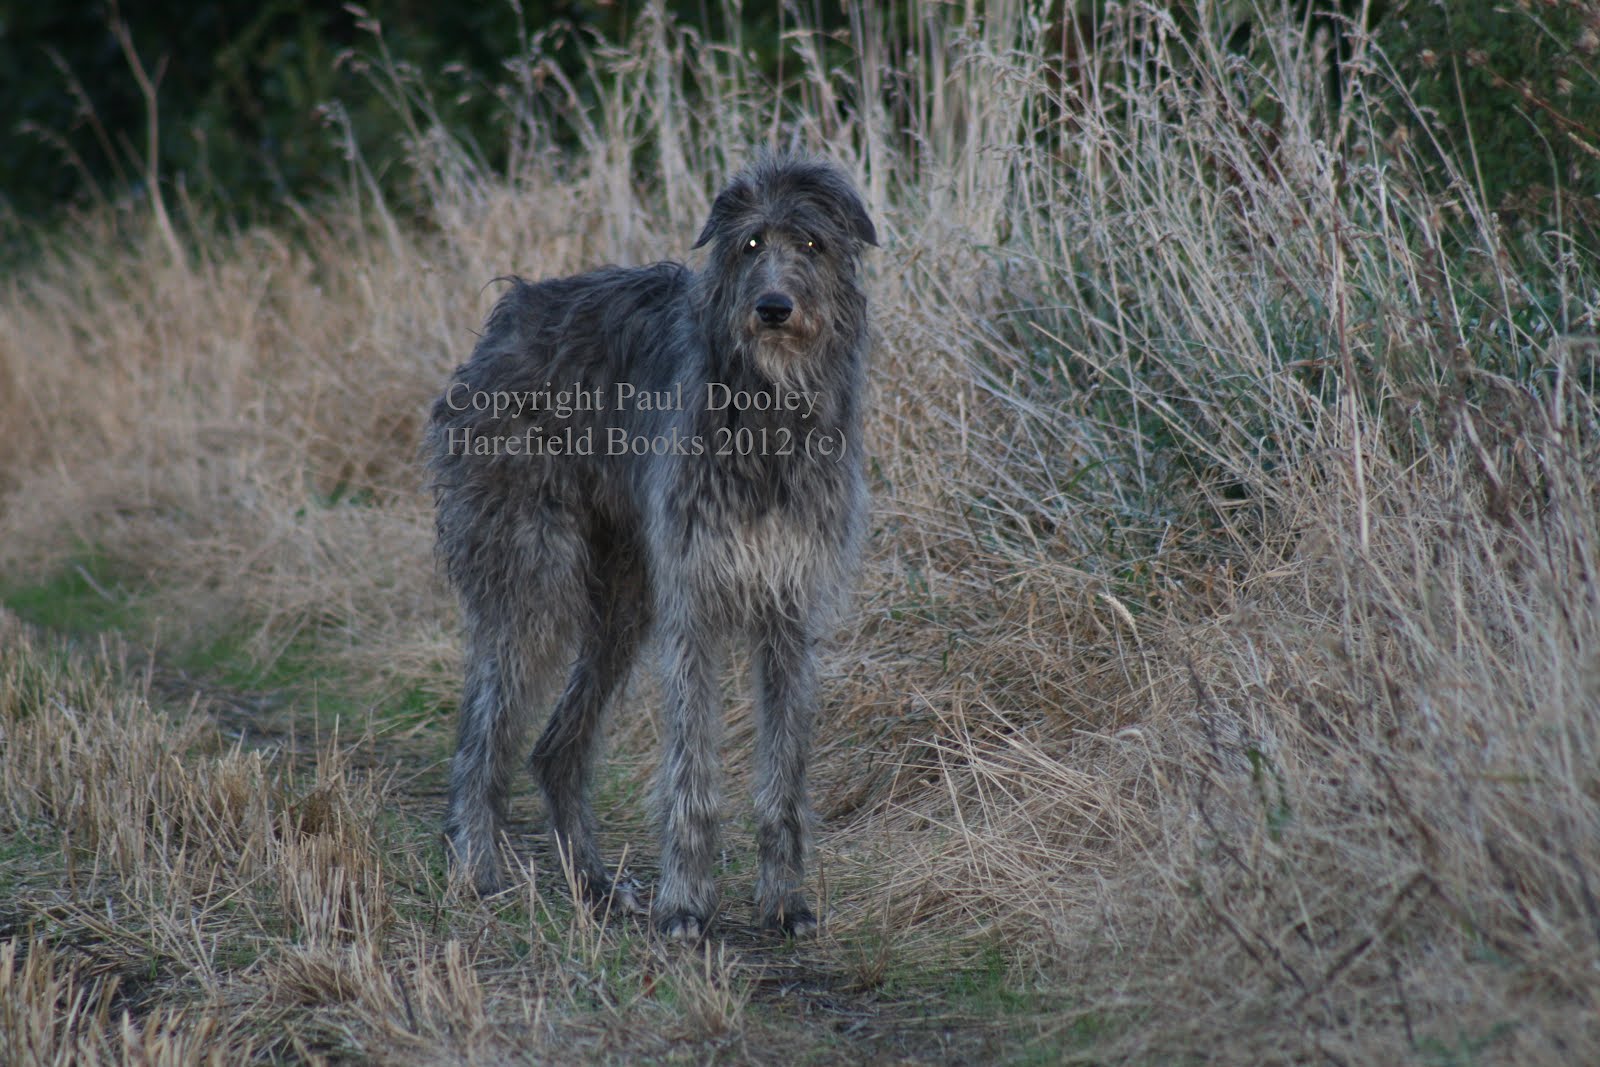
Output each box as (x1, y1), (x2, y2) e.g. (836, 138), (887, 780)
(1381, 0), (1600, 233)
(0, 3), (507, 222)
(0, 2), (804, 229)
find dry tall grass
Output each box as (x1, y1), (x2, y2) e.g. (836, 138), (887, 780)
(2, 1), (1598, 1062)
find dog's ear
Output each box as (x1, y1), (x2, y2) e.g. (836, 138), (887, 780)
(693, 180), (754, 249)
(839, 191), (878, 248)
(805, 165), (877, 248)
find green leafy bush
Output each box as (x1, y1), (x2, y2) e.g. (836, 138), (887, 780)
(1382, 0), (1600, 233)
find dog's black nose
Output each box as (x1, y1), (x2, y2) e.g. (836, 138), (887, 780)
(756, 293), (793, 326)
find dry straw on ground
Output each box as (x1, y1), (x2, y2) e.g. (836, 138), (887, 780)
(2, 2), (1598, 1063)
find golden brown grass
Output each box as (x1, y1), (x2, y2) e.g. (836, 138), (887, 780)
(3, 1), (1598, 1062)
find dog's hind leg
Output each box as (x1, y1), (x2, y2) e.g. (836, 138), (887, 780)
(752, 604), (820, 936)
(529, 534), (649, 913)
(445, 624), (561, 895)
(444, 504), (585, 896)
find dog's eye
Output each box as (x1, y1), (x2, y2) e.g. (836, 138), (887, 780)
(803, 238), (820, 255)
(745, 235), (763, 253)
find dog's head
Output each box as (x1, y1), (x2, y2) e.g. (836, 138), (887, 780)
(692, 154), (876, 361)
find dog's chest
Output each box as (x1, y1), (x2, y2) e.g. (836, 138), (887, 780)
(696, 505), (827, 602)
(653, 397), (857, 614)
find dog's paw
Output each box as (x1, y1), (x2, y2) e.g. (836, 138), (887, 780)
(473, 870), (510, 897)
(654, 910), (708, 942)
(585, 874), (649, 917)
(447, 853), (506, 897)
(761, 899), (819, 939)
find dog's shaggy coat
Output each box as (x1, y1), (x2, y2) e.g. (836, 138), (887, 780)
(426, 154), (876, 938)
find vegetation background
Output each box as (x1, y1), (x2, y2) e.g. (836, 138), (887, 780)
(2, 0), (1598, 1063)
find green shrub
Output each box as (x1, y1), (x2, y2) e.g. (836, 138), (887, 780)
(1381, 0), (1600, 234)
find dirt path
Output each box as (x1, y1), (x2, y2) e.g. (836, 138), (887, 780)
(135, 658), (1010, 1065)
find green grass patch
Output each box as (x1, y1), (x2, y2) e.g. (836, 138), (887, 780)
(3, 548), (451, 738)
(0, 550), (141, 634)
(0, 831), (64, 908)
(863, 938), (1133, 1064)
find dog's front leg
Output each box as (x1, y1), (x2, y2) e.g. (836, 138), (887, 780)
(653, 609), (724, 940)
(753, 608), (820, 936)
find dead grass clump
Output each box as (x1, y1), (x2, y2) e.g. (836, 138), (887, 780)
(0, 619), (397, 1059)
(0, 938), (242, 1067)
(660, 942), (751, 1043)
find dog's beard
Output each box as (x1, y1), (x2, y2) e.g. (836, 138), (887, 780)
(746, 319), (825, 384)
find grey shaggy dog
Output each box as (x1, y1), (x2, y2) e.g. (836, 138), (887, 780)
(426, 153), (876, 940)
